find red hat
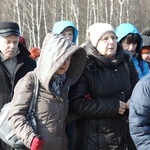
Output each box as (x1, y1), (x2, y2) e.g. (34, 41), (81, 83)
(29, 47), (41, 60)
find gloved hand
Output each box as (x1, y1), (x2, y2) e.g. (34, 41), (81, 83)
(31, 136), (44, 150)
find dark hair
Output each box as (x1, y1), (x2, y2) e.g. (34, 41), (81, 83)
(61, 26), (74, 33)
(121, 33), (142, 59)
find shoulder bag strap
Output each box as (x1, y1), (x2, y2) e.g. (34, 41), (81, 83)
(28, 71), (39, 115)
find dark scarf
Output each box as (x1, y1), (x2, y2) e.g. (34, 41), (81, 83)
(50, 73), (66, 95)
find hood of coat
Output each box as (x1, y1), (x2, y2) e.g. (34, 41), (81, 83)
(52, 20), (78, 43)
(116, 23), (143, 55)
(116, 23), (142, 43)
(35, 33), (86, 92)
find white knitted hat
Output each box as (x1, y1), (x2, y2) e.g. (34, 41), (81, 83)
(87, 23), (116, 47)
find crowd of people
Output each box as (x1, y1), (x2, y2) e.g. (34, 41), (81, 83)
(0, 20), (150, 150)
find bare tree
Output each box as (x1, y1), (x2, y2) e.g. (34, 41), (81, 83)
(42, 0), (48, 35)
(0, 0), (149, 46)
(118, 0), (125, 24)
(92, 0), (96, 23)
(15, 0), (21, 31)
(110, 0), (114, 25)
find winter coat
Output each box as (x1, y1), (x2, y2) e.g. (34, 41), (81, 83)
(8, 33), (86, 150)
(116, 23), (149, 79)
(52, 20), (79, 150)
(129, 74), (150, 150)
(52, 20), (78, 43)
(0, 42), (36, 150)
(68, 42), (139, 150)
(0, 42), (36, 110)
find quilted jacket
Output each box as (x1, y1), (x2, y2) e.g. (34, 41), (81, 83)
(69, 42), (139, 150)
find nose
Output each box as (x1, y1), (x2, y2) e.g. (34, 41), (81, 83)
(9, 42), (15, 48)
(66, 36), (70, 40)
(128, 44), (135, 51)
(63, 61), (67, 66)
(108, 38), (114, 44)
(62, 60), (69, 67)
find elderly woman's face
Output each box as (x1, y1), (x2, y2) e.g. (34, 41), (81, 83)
(96, 33), (117, 60)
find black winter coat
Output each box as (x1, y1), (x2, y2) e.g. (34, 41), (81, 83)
(0, 43), (36, 110)
(0, 43), (36, 150)
(69, 43), (139, 150)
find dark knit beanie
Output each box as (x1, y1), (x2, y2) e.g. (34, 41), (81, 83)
(0, 22), (20, 37)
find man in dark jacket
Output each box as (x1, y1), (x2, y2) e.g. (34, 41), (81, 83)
(0, 22), (36, 150)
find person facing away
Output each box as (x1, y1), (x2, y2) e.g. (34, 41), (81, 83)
(129, 73), (150, 150)
(8, 33), (86, 150)
(116, 23), (149, 79)
(52, 20), (78, 44)
(19, 36), (41, 61)
(68, 23), (139, 150)
(19, 35), (27, 49)
(0, 22), (36, 150)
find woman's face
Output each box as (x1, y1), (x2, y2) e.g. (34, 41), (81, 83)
(96, 33), (117, 60)
(62, 29), (74, 42)
(121, 38), (137, 54)
(55, 56), (71, 75)
(142, 50), (150, 62)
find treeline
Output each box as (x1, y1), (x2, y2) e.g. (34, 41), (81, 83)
(0, 0), (149, 49)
